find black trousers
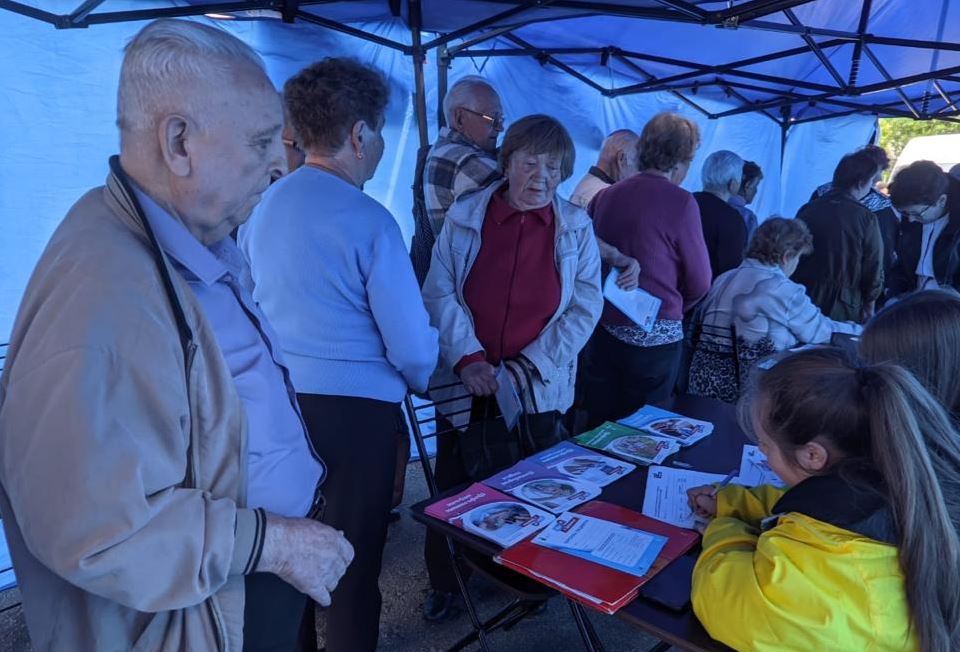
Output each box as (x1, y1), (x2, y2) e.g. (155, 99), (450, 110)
(582, 327), (682, 429)
(243, 573), (309, 652)
(297, 393), (408, 652)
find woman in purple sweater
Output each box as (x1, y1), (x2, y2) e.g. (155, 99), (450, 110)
(584, 112), (712, 426)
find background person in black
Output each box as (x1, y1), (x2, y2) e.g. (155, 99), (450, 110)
(793, 150), (884, 323)
(811, 145), (899, 303)
(694, 150), (748, 280)
(888, 160), (960, 295)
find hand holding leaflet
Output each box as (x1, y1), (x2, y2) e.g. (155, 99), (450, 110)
(603, 268), (661, 333)
(494, 364), (522, 432)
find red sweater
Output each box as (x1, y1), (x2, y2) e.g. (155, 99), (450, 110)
(458, 191), (562, 370)
(589, 173), (712, 324)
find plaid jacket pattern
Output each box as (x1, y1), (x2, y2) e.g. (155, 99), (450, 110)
(410, 128), (499, 285)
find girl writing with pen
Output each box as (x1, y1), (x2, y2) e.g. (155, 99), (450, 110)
(686, 347), (960, 652)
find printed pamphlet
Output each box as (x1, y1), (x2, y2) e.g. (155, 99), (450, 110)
(485, 460), (601, 514)
(618, 405), (714, 447)
(575, 422), (680, 465)
(425, 483), (555, 547)
(642, 466), (734, 529)
(529, 441), (636, 487)
(738, 445), (785, 488)
(533, 511), (668, 578)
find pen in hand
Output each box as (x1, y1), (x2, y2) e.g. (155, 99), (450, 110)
(710, 469), (739, 497)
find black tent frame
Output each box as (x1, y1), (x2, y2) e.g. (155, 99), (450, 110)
(2, 0), (958, 154)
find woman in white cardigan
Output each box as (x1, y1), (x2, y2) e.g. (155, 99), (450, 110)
(688, 217), (862, 402)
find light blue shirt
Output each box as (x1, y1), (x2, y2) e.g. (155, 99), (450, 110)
(133, 187), (323, 518)
(239, 166), (438, 402)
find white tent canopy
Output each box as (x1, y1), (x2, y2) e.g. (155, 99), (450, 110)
(6, 0), (951, 337)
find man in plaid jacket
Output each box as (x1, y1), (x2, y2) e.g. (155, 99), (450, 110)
(410, 76), (502, 285)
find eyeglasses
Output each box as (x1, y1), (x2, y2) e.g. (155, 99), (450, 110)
(461, 107), (505, 130)
(901, 203), (937, 222)
(282, 137), (302, 152)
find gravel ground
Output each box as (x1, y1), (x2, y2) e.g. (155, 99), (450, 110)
(0, 463), (673, 651)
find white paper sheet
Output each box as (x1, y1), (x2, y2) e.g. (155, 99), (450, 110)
(603, 269), (661, 333)
(738, 445), (786, 488)
(495, 365), (522, 432)
(641, 466), (731, 529)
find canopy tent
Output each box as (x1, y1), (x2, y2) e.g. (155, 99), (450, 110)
(1, 0), (953, 338)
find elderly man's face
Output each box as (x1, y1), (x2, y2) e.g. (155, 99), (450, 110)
(505, 148), (562, 210)
(454, 86), (503, 154)
(174, 66), (285, 244)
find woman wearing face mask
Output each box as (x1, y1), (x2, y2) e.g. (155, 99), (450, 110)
(420, 114), (602, 618)
(688, 218), (862, 403)
(688, 347), (960, 652)
(792, 149), (885, 323)
(239, 58), (438, 652)
(583, 111), (712, 427)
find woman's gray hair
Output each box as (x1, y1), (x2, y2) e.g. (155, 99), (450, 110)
(443, 75), (497, 126)
(117, 18), (265, 133)
(701, 150), (744, 193)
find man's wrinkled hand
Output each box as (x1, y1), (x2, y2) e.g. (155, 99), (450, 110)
(257, 514), (355, 607)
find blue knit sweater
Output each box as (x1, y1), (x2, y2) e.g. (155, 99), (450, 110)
(239, 167), (438, 403)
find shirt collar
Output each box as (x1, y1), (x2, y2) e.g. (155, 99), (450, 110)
(489, 189), (554, 226)
(439, 126), (483, 152)
(588, 165), (616, 186)
(728, 194), (746, 208)
(130, 183), (234, 287)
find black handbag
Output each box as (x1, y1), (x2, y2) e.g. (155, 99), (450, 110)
(457, 359), (568, 481)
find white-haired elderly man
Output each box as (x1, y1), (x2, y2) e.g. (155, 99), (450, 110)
(571, 128), (642, 290)
(694, 150), (749, 279)
(0, 19), (352, 652)
(410, 75), (503, 283)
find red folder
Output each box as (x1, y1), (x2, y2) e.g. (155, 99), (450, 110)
(494, 500), (699, 614)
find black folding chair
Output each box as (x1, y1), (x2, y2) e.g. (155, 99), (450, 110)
(404, 384), (607, 652)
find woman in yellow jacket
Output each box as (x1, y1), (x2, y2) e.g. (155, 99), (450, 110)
(688, 347), (960, 652)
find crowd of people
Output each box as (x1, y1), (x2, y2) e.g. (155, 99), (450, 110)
(1, 16), (960, 652)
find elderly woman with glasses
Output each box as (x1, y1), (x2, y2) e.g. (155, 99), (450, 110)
(240, 58), (438, 652)
(419, 114), (603, 620)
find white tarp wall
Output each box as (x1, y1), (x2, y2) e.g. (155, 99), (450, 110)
(0, 9), (877, 340)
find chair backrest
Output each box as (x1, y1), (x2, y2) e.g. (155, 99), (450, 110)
(404, 382), (520, 498)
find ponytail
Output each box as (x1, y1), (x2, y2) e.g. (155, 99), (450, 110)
(751, 348), (960, 652)
(859, 365), (960, 652)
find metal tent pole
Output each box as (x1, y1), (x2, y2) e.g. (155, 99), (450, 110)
(409, 0), (430, 149)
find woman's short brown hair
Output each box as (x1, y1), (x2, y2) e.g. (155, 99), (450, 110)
(637, 112), (700, 172)
(283, 57), (389, 154)
(745, 217), (813, 265)
(498, 114), (575, 181)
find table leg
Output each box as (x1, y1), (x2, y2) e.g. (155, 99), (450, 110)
(446, 535), (492, 652)
(566, 599), (606, 652)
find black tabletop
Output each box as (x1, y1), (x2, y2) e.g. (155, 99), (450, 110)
(409, 394), (747, 652)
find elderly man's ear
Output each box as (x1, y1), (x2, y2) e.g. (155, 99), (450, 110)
(158, 114), (192, 177)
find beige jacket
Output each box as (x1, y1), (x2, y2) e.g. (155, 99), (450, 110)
(422, 180), (602, 427)
(0, 160), (264, 651)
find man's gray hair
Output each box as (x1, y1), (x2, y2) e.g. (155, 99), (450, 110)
(443, 75), (498, 126)
(117, 18), (266, 132)
(598, 129), (639, 162)
(701, 150), (744, 193)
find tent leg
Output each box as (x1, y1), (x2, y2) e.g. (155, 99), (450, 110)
(409, 0), (430, 149)
(437, 46), (450, 129)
